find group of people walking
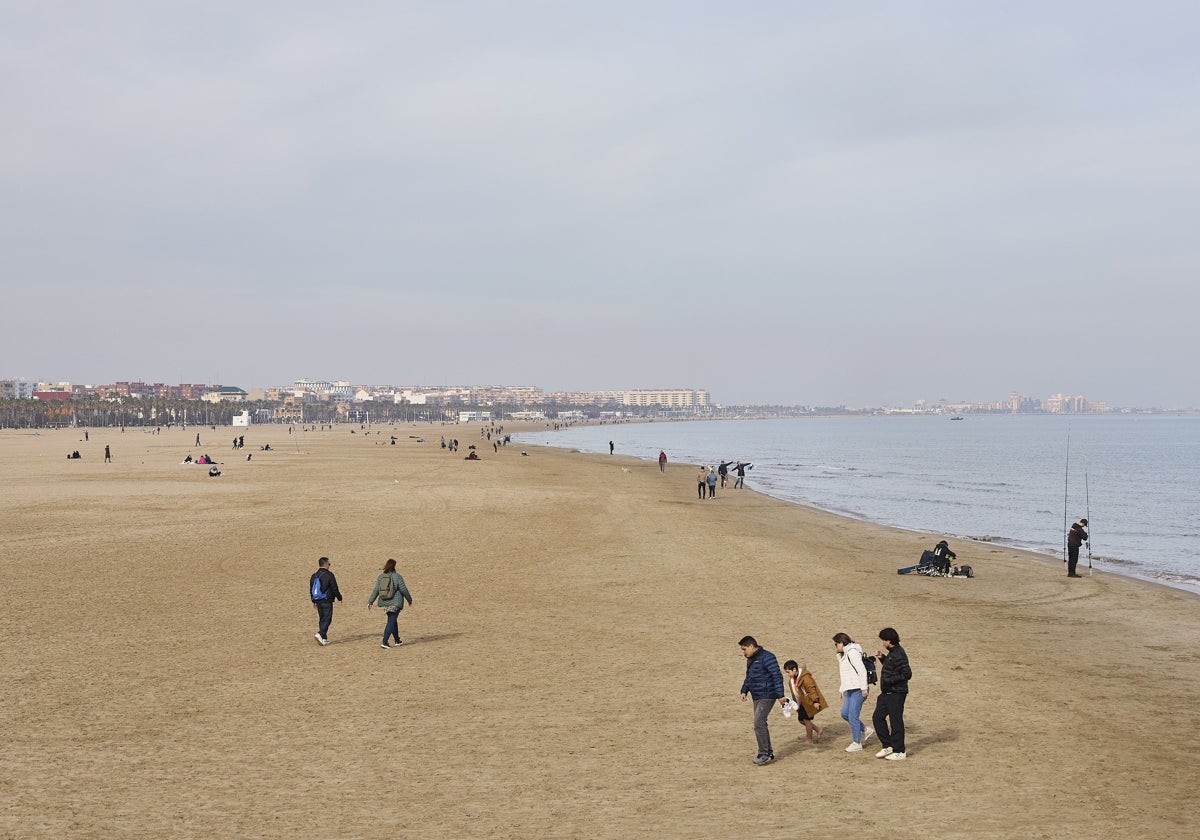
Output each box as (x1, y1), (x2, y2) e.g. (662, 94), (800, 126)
(694, 460), (750, 499)
(309, 556), (414, 648)
(738, 628), (912, 766)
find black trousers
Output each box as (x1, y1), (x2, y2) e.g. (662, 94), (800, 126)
(872, 692), (907, 753)
(1068, 544), (1080, 576)
(315, 601), (334, 639)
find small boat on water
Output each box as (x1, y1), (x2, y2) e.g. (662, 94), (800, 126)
(950, 416), (964, 421)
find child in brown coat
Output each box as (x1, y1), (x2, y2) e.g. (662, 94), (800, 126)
(783, 660), (828, 744)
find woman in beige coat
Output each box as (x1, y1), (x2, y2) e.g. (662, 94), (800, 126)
(783, 659), (828, 744)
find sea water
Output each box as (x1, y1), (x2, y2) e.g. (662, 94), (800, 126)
(514, 415), (1200, 594)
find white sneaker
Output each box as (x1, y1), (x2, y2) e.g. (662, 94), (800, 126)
(885, 751), (907, 761)
(862, 727), (874, 745)
(315, 633), (327, 646)
(845, 742), (863, 753)
(875, 747), (893, 758)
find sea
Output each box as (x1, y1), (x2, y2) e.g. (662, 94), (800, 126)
(513, 414), (1200, 595)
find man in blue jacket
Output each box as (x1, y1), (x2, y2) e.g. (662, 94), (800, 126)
(739, 636), (786, 765)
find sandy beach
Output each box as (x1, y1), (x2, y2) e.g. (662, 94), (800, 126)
(2, 422), (1198, 839)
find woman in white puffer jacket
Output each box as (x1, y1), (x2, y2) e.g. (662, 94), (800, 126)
(833, 632), (874, 753)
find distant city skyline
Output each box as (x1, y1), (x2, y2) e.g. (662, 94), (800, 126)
(3, 375), (1168, 412)
(4, 4), (1198, 408)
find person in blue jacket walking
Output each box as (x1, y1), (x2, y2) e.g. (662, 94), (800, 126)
(739, 635), (787, 765)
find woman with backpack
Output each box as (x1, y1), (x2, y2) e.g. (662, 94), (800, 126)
(833, 632), (874, 753)
(368, 559), (413, 649)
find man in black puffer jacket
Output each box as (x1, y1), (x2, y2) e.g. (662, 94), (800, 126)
(872, 627), (912, 761)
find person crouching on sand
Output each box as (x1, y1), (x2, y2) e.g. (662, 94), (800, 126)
(783, 659), (827, 744)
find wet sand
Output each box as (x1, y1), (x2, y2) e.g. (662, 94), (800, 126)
(3, 423), (1198, 838)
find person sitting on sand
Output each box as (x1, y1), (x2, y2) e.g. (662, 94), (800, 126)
(465, 451), (479, 460)
(208, 466), (222, 477)
(183, 454), (193, 463)
(932, 540), (956, 575)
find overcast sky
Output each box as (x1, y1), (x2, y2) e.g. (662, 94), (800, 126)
(3, 2), (1197, 407)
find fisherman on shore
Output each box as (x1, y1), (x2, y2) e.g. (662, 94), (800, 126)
(1067, 518), (1089, 578)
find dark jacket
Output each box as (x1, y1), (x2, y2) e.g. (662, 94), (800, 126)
(1068, 523), (1088, 549)
(309, 568), (342, 603)
(879, 643), (912, 695)
(741, 647), (785, 700)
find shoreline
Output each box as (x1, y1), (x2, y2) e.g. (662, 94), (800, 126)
(518, 421), (1200, 600)
(4, 424), (1199, 837)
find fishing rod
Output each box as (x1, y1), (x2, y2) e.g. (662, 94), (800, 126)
(1086, 470), (1092, 576)
(1063, 430), (1070, 564)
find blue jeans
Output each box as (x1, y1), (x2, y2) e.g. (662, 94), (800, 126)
(841, 689), (865, 742)
(383, 608), (401, 645)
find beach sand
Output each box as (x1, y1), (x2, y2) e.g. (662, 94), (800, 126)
(3, 423), (1198, 838)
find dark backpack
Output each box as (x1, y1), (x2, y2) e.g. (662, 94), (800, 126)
(858, 654), (878, 685)
(310, 572), (328, 601)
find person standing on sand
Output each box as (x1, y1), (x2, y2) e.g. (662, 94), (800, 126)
(834, 632), (874, 752)
(739, 636), (787, 765)
(1067, 518), (1089, 578)
(658, 451), (667, 472)
(706, 466), (718, 498)
(368, 558), (413, 649)
(104, 445), (111, 463)
(310, 557), (343, 646)
(196, 433), (201, 446)
(718, 460), (732, 489)
(734, 461), (747, 489)
(609, 440), (614, 454)
(697, 466), (708, 500)
(783, 659), (827, 744)
(871, 627), (911, 761)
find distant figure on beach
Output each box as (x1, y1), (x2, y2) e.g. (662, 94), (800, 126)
(739, 636), (786, 765)
(208, 465), (222, 477)
(697, 466), (708, 500)
(196, 433), (201, 447)
(67, 450), (81, 460)
(1067, 518), (1089, 578)
(871, 627), (911, 761)
(734, 461), (748, 489)
(834, 632), (873, 753)
(84, 430), (88, 442)
(310, 557), (343, 646)
(658, 451), (667, 472)
(783, 659), (827, 745)
(104, 445), (111, 463)
(706, 466), (717, 498)
(932, 540), (956, 575)
(718, 460), (732, 489)
(368, 558), (413, 649)
(609, 440), (614, 454)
